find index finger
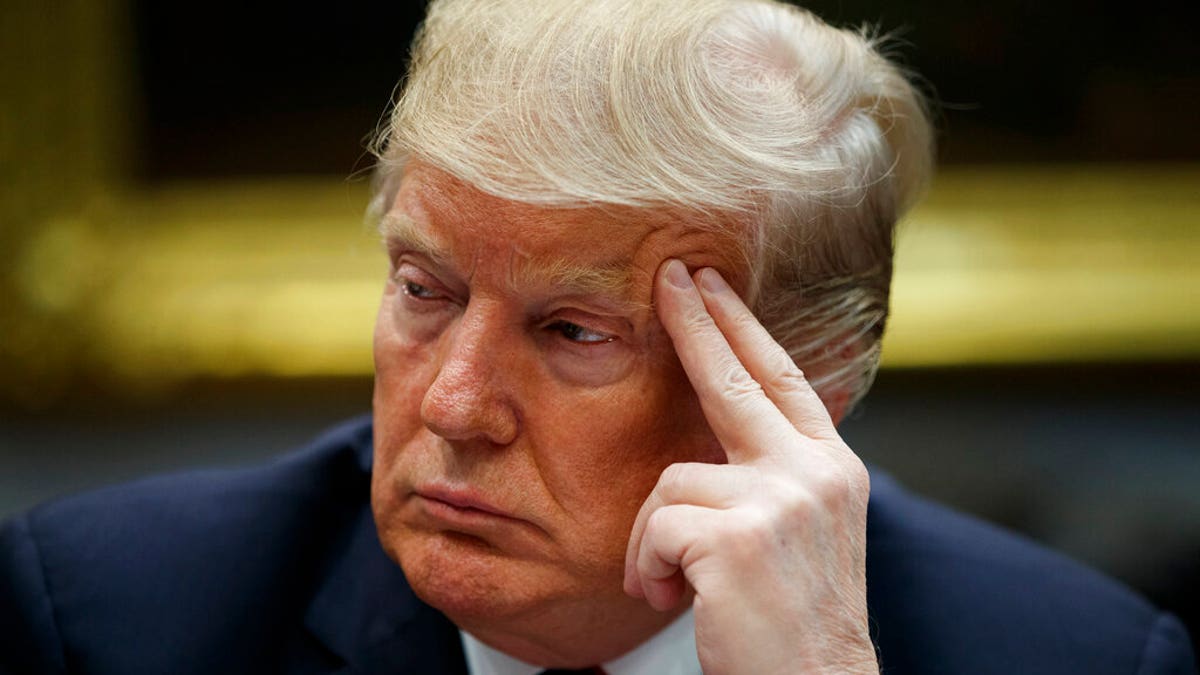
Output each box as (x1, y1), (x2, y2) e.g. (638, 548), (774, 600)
(658, 260), (842, 444)
(655, 259), (803, 463)
(691, 267), (840, 443)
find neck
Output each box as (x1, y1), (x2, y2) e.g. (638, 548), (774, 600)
(453, 595), (688, 668)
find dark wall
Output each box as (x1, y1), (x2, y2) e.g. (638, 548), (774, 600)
(130, 0), (1200, 179)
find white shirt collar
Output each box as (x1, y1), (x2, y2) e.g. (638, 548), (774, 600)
(460, 607), (701, 675)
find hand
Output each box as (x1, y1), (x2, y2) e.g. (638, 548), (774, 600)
(623, 259), (877, 674)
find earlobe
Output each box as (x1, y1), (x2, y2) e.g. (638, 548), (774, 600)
(821, 387), (850, 427)
(822, 337), (868, 426)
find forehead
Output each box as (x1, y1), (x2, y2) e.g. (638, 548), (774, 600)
(385, 161), (751, 295)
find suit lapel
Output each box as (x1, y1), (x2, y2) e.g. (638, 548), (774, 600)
(301, 429), (468, 675)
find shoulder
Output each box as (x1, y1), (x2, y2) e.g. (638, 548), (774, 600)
(5, 415), (374, 575)
(0, 415), (375, 674)
(865, 470), (1197, 675)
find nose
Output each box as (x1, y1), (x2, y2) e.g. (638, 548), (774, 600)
(420, 304), (519, 446)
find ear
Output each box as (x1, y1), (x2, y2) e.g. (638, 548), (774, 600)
(812, 338), (866, 428)
(819, 386), (851, 428)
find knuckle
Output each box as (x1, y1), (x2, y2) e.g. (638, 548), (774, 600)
(845, 457), (871, 496)
(644, 506), (672, 537)
(727, 506), (778, 549)
(680, 306), (715, 333)
(657, 463), (692, 496)
(718, 365), (763, 402)
(767, 362), (812, 393)
(727, 308), (764, 335)
(814, 467), (849, 502)
(804, 460), (870, 514)
(778, 484), (820, 523)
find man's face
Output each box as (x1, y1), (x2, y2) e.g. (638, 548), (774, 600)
(371, 160), (744, 650)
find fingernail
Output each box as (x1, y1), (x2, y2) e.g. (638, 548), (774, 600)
(698, 268), (730, 294)
(664, 259), (692, 289)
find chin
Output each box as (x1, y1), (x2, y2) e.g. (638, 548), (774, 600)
(388, 526), (683, 667)
(389, 527), (573, 624)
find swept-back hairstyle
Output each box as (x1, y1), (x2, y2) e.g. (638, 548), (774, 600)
(370, 0), (934, 413)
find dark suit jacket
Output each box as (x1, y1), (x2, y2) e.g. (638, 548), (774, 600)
(2, 417), (1195, 674)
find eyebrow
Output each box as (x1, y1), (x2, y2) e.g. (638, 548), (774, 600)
(514, 256), (637, 308)
(380, 212), (644, 311)
(380, 212), (449, 266)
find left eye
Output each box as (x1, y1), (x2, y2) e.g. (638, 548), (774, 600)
(547, 320), (615, 344)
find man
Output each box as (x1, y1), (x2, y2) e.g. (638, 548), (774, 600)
(1, 0), (1195, 673)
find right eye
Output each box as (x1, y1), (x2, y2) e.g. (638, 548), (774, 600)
(391, 262), (454, 310)
(402, 279), (442, 300)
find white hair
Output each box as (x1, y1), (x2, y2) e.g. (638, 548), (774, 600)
(370, 0), (934, 414)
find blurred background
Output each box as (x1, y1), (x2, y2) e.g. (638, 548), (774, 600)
(2, 0), (1197, 644)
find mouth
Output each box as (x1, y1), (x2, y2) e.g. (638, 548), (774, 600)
(393, 480), (559, 562)
(413, 484), (521, 522)
(402, 483), (552, 546)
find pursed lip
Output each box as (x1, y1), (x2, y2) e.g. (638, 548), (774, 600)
(413, 484), (518, 520)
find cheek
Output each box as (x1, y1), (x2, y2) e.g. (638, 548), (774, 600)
(537, 354), (721, 545)
(372, 292), (437, 459)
